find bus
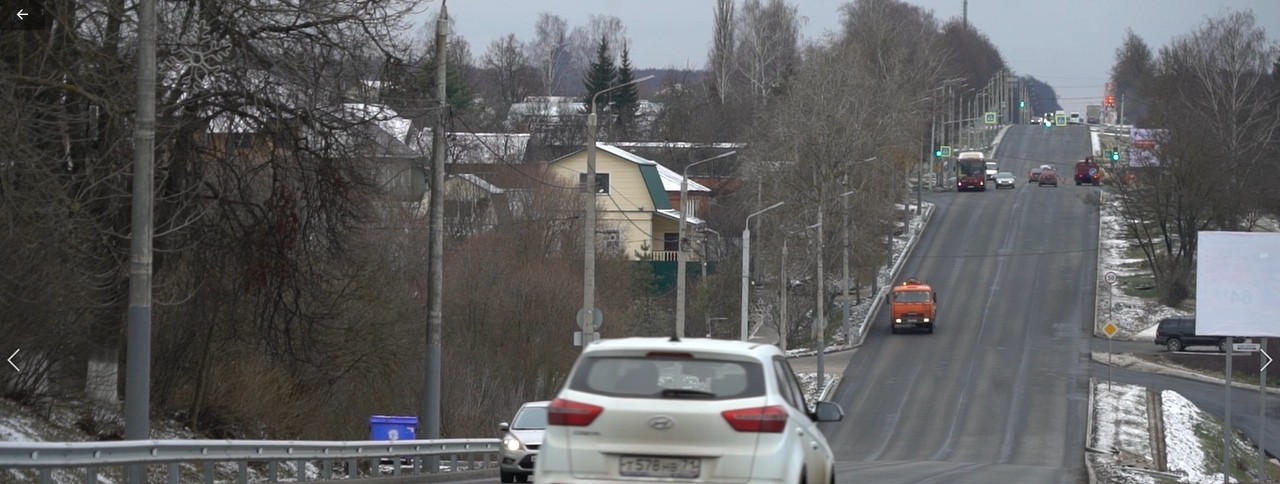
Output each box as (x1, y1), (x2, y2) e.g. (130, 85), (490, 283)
(957, 158), (987, 191)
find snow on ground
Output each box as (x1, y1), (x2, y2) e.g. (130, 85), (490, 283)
(1090, 381), (1252, 484)
(1095, 191), (1192, 340)
(1162, 390), (1240, 483)
(795, 372), (840, 411)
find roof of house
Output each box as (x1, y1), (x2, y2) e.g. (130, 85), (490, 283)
(455, 173), (505, 194)
(593, 144), (711, 192)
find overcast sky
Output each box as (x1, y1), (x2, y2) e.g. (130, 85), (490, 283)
(415, 1), (1280, 113)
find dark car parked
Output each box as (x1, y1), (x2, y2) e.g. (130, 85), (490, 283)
(1154, 317), (1243, 352)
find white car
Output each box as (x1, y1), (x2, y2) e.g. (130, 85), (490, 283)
(985, 161), (998, 181)
(994, 171), (1016, 189)
(537, 337), (844, 484)
(499, 401), (550, 483)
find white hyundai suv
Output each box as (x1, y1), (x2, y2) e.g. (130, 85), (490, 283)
(536, 337), (844, 484)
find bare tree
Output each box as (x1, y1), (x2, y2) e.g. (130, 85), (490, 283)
(528, 12), (569, 96)
(709, 0), (736, 104)
(1110, 29), (1155, 123)
(1111, 9), (1280, 306)
(567, 14), (630, 88)
(482, 33), (535, 129)
(734, 0), (802, 104)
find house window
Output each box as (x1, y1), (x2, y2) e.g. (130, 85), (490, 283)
(600, 230), (622, 252)
(578, 173), (610, 194)
(663, 232), (679, 252)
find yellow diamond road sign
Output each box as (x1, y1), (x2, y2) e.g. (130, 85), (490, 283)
(1103, 322), (1118, 338)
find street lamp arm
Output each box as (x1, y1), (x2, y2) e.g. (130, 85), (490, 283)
(683, 150), (738, 179)
(591, 74), (657, 115)
(747, 201), (785, 222)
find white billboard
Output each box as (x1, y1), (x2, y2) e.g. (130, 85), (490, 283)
(1128, 128), (1167, 168)
(1196, 231), (1280, 336)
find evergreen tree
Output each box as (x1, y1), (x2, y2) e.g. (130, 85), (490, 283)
(581, 35), (617, 114)
(612, 44), (640, 138)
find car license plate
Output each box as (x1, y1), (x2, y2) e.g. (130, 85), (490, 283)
(619, 456), (701, 478)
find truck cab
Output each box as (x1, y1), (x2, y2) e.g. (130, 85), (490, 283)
(1075, 157), (1102, 185)
(888, 278), (937, 334)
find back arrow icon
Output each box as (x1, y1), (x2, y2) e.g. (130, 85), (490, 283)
(7, 349), (18, 372)
(1263, 348), (1273, 372)
(17, 9), (29, 20)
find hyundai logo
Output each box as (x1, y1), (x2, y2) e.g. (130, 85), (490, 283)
(648, 416), (675, 430)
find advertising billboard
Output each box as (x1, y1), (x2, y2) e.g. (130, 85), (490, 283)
(1128, 128), (1167, 168)
(1196, 231), (1280, 337)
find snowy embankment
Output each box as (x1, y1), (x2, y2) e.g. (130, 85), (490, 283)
(1094, 190), (1192, 340)
(1090, 380), (1257, 484)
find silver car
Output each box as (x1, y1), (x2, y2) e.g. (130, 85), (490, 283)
(995, 171), (1015, 189)
(500, 400), (549, 483)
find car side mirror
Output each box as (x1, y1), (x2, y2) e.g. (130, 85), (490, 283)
(810, 401), (844, 423)
(498, 422), (509, 432)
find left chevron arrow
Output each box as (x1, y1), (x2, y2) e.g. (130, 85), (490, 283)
(7, 349), (18, 372)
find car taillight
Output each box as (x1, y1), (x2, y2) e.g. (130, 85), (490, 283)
(721, 405), (787, 433)
(548, 398), (603, 426)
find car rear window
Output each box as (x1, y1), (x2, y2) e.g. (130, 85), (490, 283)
(512, 406), (547, 430)
(569, 355), (766, 400)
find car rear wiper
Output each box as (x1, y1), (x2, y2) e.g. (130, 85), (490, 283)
(660, 388), (716, 399)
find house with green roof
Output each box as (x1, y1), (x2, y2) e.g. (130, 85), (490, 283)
(547, 144), (711, 264)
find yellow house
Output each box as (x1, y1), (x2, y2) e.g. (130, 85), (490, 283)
(547, 144), (710, 261)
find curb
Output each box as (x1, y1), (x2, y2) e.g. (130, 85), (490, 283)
(311, 468), (499, 484)
(1086, 377), (1097, 484)
(819, 375), (842, 402)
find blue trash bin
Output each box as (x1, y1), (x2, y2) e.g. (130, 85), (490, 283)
(369, 415), (417, 441)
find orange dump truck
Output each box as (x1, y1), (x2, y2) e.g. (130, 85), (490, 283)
(888, 278), (937, 334)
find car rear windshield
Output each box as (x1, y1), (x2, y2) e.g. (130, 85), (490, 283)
(893, 290), (930, 302)
(569, 355), (765, 400)
(512, 406), (547, 430)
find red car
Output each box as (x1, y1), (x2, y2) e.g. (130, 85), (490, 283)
(1038, 168), (1058, 187)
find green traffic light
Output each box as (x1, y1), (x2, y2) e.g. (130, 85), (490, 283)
(934, 150), (942, 157)
(1018, 101), (1025, 108)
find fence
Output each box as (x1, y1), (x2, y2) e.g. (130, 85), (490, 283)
(0, 438), (500, 484)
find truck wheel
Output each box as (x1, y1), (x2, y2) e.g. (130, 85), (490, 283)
(1218, 338), (1230, 353)
(891, 326), (899, 334)
(926, 324), (934, 334)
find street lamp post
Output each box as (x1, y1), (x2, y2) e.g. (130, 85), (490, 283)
(581, 74), (654, 348)
(676, 150), (737, 338)
(838, 189), (855, 346)
(741, 201), (784, 341)
(779, 223), (821, 353)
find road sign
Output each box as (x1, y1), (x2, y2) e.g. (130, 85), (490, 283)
(1055, 114), (1068, 126)
(576, 307), (603, 331)
(1234, 343), (1262, 353)
(1102, 322), (1118, 339)
(1104, 272), (1117, 285)
(984, 112), (997, 124)
(573, 331), (601, 346)
(939, 145), (951, 157)
(1263, 349), (1273, 371)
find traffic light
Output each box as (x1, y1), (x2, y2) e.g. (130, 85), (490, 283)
(1018, 100), (1025, 108)
(934, 149), (943, 157)
(1109, 149), (1120, 161)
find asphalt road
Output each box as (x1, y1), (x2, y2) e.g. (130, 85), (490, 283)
(818, 124), (1098, 484)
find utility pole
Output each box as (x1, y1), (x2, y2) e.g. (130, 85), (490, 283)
(963, 0), (968, 30)
(1119, 92), (1125, 125)
(125, 0), (157, 481)
(420, 2), (447, 455)
(841, 186), (850, 346)
(815, 194), (825, 385)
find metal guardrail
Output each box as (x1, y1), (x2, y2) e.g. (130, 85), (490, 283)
(0, 438), (500, 484)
